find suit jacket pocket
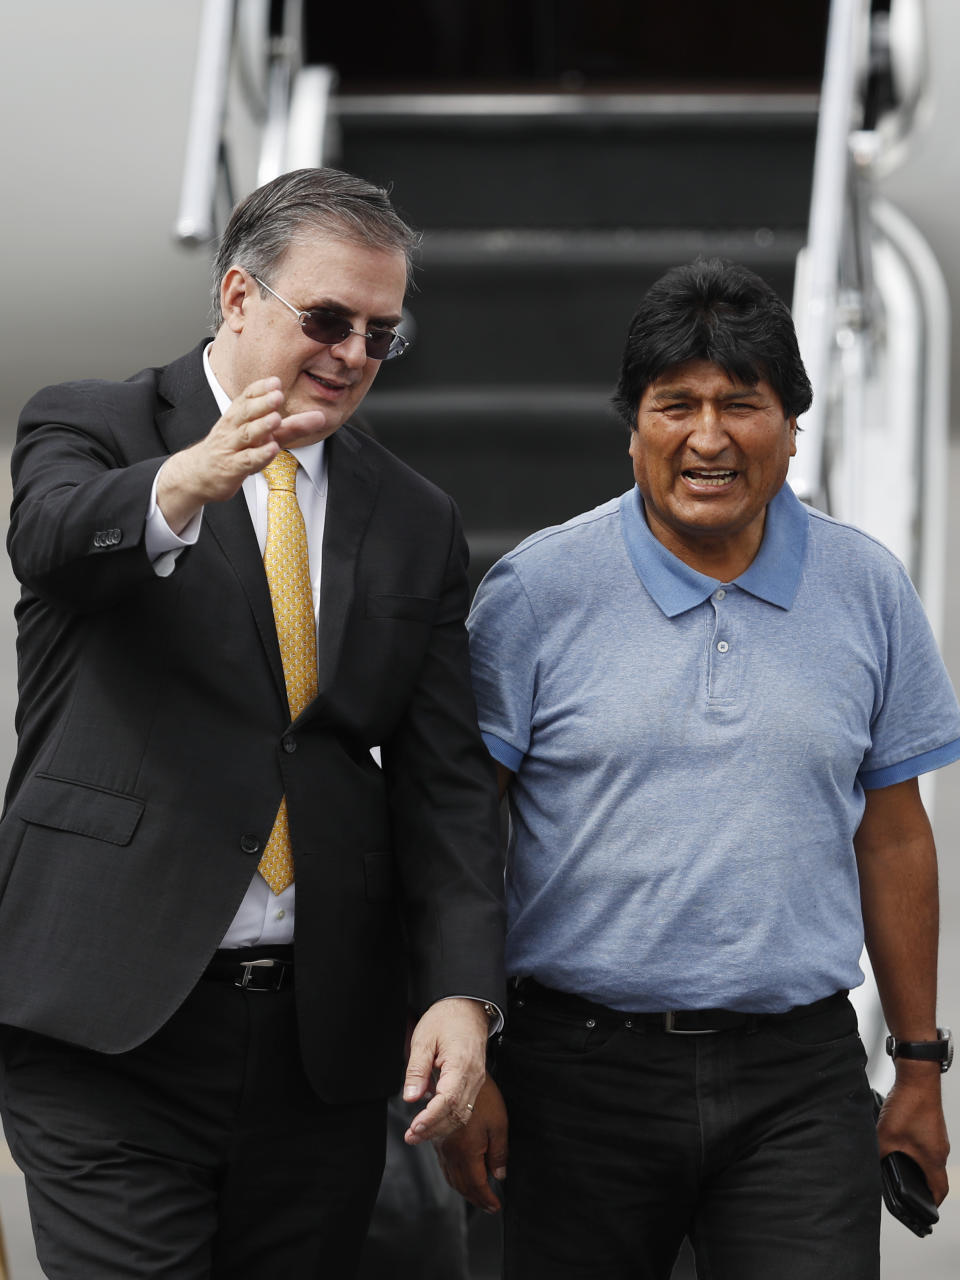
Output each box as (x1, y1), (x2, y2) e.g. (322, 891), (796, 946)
(363, 851), (397, 902)
(366, 593), (439, 623)
(16, 774), (145, 846)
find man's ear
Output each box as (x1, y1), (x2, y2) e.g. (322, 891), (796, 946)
(788, 415), (798, 456)
(220, 267), (250, 334)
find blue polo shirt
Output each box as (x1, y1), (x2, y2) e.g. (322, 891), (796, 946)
(467, 484), (960, 1012)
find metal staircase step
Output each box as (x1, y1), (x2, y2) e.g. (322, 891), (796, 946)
(380, 229), (801, 391)
(364, 385), (631, 574)
(337, 94), (818, 231)
(417, 226), (805, 270)
(365, 386), (618, 431)
(337, 92), (819, 127)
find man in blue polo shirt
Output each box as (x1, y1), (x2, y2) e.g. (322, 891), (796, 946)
(439, 259), (960, 1279)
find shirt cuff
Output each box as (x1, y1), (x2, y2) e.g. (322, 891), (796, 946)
(442, 994), (504, 1037)
(481, 731), (525, 773)
(144, 463), (203, 577)
(859, 737), (960, 790)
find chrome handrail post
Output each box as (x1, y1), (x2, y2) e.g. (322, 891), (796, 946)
(174, 0), (236, 247)
(791, 0), (869, 506)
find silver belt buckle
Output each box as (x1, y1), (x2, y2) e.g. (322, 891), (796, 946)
(663, 1011), (721, 1035)
(236, 958), (283, 990)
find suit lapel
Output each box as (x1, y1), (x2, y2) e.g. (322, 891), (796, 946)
(154, 344), (287, 704)
(154, 342), (219, 454)
(314, 427), (380, 696)
(204, 499), (287, 702)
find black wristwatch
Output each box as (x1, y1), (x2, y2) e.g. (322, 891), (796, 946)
(885, 1027), (953, 1073)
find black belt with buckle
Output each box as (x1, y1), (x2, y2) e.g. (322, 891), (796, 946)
(511, 977), (846, 1035)
(202, 946), (294, 991)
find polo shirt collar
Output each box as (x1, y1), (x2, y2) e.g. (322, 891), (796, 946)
(619, 482), (808, 618)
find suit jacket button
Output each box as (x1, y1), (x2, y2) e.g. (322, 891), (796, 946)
(240, 835), (260, 854)
(282, 735), (297, 753)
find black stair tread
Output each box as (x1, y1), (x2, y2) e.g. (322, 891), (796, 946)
(417, 226), (805, 268)
(336, 91), (819, 129)
(337, 90), (818, 231)
(341, 138), (815, 231)
(364, 386), (620, 427)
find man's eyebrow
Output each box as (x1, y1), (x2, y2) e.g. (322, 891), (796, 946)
(648, 385), (691, 400)
(649, 383), (763, 401)
(647, 384), (698, 402)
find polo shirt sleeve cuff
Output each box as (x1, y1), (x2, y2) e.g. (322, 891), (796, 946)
(481, 732), (525, 773)
(859, 737), (960, 790)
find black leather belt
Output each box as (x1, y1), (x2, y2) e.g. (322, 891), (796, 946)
(511, 977), (846, 1035)
(202, 946), (294, 991)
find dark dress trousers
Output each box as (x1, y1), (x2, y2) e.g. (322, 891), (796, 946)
(0, 340), (505, 1104)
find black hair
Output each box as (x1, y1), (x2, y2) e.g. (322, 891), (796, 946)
(611, 258), (813, 427)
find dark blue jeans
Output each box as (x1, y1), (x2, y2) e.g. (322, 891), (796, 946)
(497, 983), (880, 1280)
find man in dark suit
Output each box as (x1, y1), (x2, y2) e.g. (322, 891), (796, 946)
(0, 167), (504, 1278)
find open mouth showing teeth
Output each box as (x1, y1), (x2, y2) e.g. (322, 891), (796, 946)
(684, 470), (737, 487)
(305, 371), (344, 390)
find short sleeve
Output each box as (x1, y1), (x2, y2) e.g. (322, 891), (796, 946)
(467, 558), (541, 772)
(858, 566), (960, 788)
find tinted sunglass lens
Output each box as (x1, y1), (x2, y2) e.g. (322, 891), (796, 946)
(300, 311), (405, 359)
(365, 331), (396, 360)
(301, 313), (351, 345)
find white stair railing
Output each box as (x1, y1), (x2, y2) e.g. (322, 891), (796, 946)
(792, 0), (948, 1087)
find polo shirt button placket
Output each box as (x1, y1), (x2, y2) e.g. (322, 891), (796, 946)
(707, 587), (740, 705)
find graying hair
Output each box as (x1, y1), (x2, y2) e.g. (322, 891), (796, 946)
(210, 167), (420, 329)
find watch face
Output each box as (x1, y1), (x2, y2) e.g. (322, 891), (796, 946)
(941, 1027), (954, 1072)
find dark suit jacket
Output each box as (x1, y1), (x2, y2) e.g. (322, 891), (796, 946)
(0, 342), (504, 1102)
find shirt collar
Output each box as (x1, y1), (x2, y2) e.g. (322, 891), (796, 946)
(202, 342), (326, 492)
(618, 482), (808, 618)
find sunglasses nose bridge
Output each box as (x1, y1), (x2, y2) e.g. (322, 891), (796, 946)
(329, 327), (371, 363)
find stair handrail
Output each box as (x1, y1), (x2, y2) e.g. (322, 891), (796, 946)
(255, 0), (304, 186)
(858, 0), (930, 174)
(175, 0), (321, 247)
(790, 0), (949, 1087)
(174, 0), (235, 247)
(790, 0), (867, 507)
(791, 0), (932, 507)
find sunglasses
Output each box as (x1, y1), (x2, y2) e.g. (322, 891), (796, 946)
(253, 276), (410, 361)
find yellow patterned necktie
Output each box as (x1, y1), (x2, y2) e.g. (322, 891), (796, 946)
(258, 450), (317, 895)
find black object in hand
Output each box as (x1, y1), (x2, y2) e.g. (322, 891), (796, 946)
(871, 1089), (939, 1237)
